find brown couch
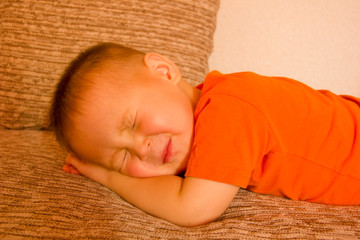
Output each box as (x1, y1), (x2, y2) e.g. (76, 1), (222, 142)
(1, 1), (360, 239)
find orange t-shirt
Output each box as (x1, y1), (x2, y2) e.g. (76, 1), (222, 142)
(185, 71), (360, 205)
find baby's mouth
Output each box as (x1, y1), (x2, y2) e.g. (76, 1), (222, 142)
(162, 139), (173, 164)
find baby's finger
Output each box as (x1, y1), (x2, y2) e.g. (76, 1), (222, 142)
(65, 154), (79, 164)
(62, 164), (81, 175)
(62, 164), (71, 173)
(66, 155), (112, 187)
(70, 168), (80, 175)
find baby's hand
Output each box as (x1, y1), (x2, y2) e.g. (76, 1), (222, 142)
(63, 154), (113, 187)
(62, 155), (81, 175)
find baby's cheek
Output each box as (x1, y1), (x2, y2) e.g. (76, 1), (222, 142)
(125, 161), (153, 178)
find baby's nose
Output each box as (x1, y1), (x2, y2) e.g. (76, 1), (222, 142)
(134, 137), (151, 160)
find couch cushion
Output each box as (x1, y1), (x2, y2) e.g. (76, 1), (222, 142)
(0, 0), (219, 129)
(1, 129), (360, 239)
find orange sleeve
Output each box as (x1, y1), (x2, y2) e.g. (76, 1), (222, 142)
(185, 94), (274, 188)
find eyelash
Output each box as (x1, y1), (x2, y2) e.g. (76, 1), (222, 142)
(123, 150), (128, 161)
(120, 150), (128, 171)
(120, 113), (136, 171)
(130, 113), (137, 132)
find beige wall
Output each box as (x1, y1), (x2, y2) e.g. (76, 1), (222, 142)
(209, 0), (360, 96)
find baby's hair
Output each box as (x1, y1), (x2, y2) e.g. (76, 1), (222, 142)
(48, 42), (145, 151)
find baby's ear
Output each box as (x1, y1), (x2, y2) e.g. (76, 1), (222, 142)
(143, 53), (181, 84)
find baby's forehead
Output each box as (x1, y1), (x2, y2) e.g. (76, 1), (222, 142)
(88, 64), (137, 88)
(81, 74), (132, 103)
(76, 63), (144, 108)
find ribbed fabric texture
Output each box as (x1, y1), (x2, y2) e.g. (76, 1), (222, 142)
(1, 130), (360, 239)
(0, 0), (219, 129)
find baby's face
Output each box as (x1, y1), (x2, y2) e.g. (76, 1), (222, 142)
(68, 71), (194, 177)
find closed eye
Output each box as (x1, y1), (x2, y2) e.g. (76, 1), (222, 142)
(120, 149), (128, 172)
(123, 150), (128, 161)
(131, 122), (136, 131)
(130, 112), (137, 132)
(110, 150), (127, 172)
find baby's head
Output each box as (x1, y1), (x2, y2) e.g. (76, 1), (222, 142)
(49, 43), (198, 177)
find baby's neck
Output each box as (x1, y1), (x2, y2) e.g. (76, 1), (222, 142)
(177, 79), (201, 111)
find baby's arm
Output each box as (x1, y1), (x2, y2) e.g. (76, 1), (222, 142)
(65, 155), (239, 227)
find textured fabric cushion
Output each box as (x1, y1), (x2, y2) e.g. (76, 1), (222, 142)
(1, 130), (360, 239)
(0, 0), (219, 129)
